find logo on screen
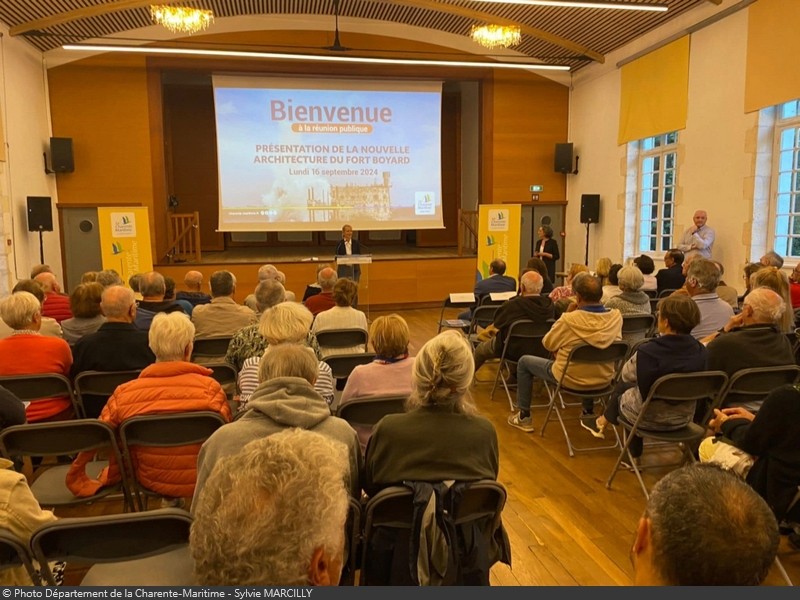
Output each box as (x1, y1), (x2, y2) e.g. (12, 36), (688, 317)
(415, 192), (435, 216)
(489, 210), (508, 232)
(111, 213), (136, 237)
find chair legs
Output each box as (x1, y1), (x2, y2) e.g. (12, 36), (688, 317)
(540, 387), (621, 458)
(775, 556), (793, 586)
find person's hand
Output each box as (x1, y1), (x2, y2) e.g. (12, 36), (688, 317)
(722, 313), (745, 333)
(707, 408), (728, 433)
(721, 406), (755, 422)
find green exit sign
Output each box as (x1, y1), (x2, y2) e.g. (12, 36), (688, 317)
(530, 185), (544, 192)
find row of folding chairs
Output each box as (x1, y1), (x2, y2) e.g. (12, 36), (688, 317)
(0, 411), (228, 513)
(0, 364), (238, 420)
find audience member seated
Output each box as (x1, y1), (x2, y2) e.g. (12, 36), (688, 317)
(60, 282), (105, 345)
(741, 261), (766, 301)
(95, 269), (123, 288)
(129, 273), (143, 301)
(135, 271), (186, 330)
(0, 291), (73, 422)
(509, 273), (622, 433)
(603, 266), (651, 317)
(550, 263), (590, 305)
(33, 272), (72, 323)
(66, 312), (231, 501)
(364, 330), (499, 495)
(751, 266), (794, 333)
(191, 270), (256, 338)
(304, 267), (338, 316)
(29, 264), (52, 279)
(581, 295), (706, 455)
(190, 429), (349, 586)
(224, 279), (287, 371)
(70, 286), (156, 413)
(700, 383), (800, 525)
(176, 270), (211, 309)
(302, 263), (334, 302)
(312, 279), (368, 359)
(712, 261), (739, 309)
(760, 250), (784, 268)
(595, 257), (612, 287)
(630, 464), (778, 585)
(0, 457), (61, 585)
(274, 270), (296, 302)
(684, 258), (734, 340)
(790, 263), (800, 310)
(163, 276), (193, 316)
(81, 271), (97, 284)
(238, 302), (333, 408)
(599, 263), (623, 304)
(0, 280), (62, 339)
(633, 255), (657, 292)
(195, 344), (361, 501)
(655, 249), (685, 295)
(705, 288), (794, 412)
(473, 271), (554, 373)
(524, 257), (554, 294)
(459, 259), (517, 320)
(244, 264), (279, 311)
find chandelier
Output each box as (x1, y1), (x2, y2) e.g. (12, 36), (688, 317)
(150, 5), (214, 35)
(470, 24), (521, 49)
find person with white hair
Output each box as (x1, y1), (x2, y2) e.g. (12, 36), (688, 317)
(304, 267), (338, 316)
(190, 429), (350, 586)
(237, 302), (333, 407)
(684, 258), (734, 340)
(705, 287), (795, 412)
(176, 270), (211, 308)
(0, 280), (62, 339)
(66, 311), (231, 501)
(603, 266), (650, 315)
(191, 270), (256, 338)
(194, 344), (361, 502)
(0, 291), (73, 422)
(677, 209), (715, 260)
(312, 278), (368, 359)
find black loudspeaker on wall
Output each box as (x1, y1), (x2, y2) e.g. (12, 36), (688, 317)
(50, 137), (74, 173)
(580, 194), (600, 224)
(554, 142), (573, 174)
(27, 197), (54, 232)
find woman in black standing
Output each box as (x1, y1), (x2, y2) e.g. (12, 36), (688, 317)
(534, 225), (560, 284)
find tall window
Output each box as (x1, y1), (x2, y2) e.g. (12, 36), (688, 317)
(637, 131), (678, 253)
(772, 100), (800, 258)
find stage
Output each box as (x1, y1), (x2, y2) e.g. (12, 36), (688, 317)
(156, 245), (478, 310)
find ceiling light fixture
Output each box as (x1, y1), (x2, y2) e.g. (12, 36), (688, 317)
(62, 44), (571, 71)
(471, 25), (522, 49)
(150, 5), (214, 35)
(470, 0), (668, 12)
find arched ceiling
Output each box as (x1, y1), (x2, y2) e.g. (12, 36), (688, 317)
(0, 0), (719, 71)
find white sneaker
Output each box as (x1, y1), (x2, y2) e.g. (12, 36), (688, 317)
(507, 412), (535, 433)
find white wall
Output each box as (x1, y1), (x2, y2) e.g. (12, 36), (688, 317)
(566, 0), (755, 292)
(0, 24), (63, 291)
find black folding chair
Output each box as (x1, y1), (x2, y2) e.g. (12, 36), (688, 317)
(335, 394), (407, 453)
(73, 369), (142, 419)
(0, 529), (41, 585)
(0, 373), (79, 418)
(712, 364), (800, 416)
(621, 313), (656, 346)
(606, 370), (729, 498)
(489, 319), (553, 411)
(437, 295), (476, 334)
(191, 337), (233, 363)
(467, 305), (500, 349)
(315, 328), (369, 357)
(540, 341), (630, 457)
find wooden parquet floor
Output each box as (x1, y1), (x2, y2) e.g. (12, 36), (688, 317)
(49, 307), (799, 586)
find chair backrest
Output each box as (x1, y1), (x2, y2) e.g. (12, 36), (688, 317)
(657, 288), (677, 298)
(469, 305), (499, 334)
(190, 337), (233, 362)
(324, 353), (377, 381)
(119, 411), (227, 450)
(0, 419), (121, 458)
(315, 328), (369, 350)
(336, 394), (407, 426)
(557, 341), (630, 391)
(621, 313), (655, 338)
(73, 369), (142, 419)
(30, 508), (192, 585)
(499, 319), (553, 362)
(0, 529), (41, 585)
(643, 289), (658, 299)
(0, 373), (77, 415)
(716, 365), (800, 413)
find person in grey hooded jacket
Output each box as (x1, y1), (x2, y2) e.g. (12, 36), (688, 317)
(193, 343), (362, 503)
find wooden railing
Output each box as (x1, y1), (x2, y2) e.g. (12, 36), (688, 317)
(166, 212), (201, 263)
(458, 209), (478, 256)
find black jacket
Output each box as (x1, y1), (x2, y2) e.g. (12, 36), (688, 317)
(655, 264), (685, 294)
(335, 238), (362, 279)
(491, 295), (555, 360)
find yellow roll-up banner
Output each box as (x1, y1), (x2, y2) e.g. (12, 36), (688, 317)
(477, 204), (521, 283)
(97, 207), (153, 283)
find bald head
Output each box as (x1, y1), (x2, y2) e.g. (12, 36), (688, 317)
(33, 272), (60, 293)
(520, 271), (544, 296)
(139, 271), (166, 300)
(743, 287), (785, 326)
(258, 264), (279, 282)
(318, 267), (338, 291)
(184, 271), (203, 291)
(101, 285), (136, 322)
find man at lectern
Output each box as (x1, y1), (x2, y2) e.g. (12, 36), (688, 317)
(335, 224), (362, 282)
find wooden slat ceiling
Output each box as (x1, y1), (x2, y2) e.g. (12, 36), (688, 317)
(0, 0), (713, 70)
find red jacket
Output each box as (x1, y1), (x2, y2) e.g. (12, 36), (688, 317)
(66, 361), (231, 499)
(42, 292), (72, 323)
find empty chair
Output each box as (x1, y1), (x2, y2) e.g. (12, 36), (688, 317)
(73, 369), (142, 419)
(315, 328), (368, 358)
(30, 508), (193, 586)
(190, 337), (233, 363)
(621, 313), (656, 344)
(467, 305), (500, 348)
(0, 420), (133, 510)
(606, 370), (729, 498)
(437, 294), (475, 333)
(119, 411), (227, 510)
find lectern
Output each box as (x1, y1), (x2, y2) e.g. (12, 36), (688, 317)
(335, 254), (373, 315)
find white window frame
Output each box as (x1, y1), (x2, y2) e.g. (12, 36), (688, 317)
(769, 100), (800, 261)
(635, 131), (678, 255)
